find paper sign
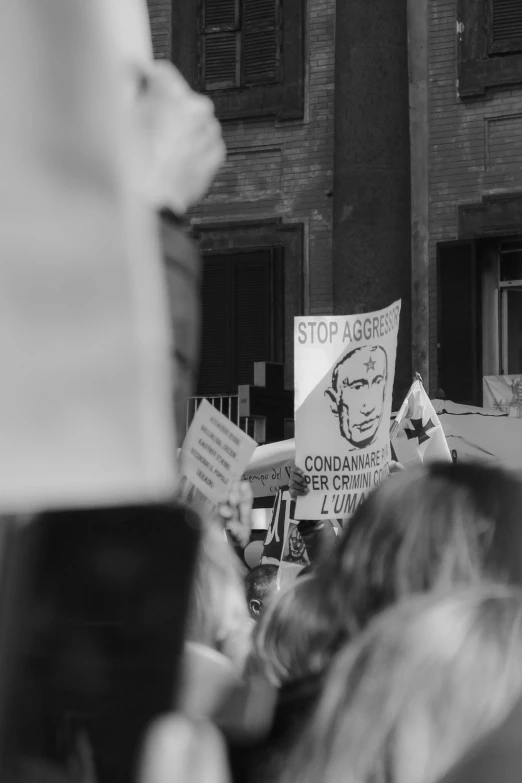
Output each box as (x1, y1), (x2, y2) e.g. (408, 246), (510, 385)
(276, 519), (310, 593)
(0, 0), (177, 512)
(294, 301), (401, 520)
(179, 400), (257, 510)
(261, 488), (295, 565)
(241, 439), (294, 498)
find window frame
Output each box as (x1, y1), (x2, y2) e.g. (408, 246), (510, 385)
(458, 0), (522, 97)
(172, 0), (304, 121)
(436, 239), (482, 406)
(197, 248), (284, 395)
(487, 0), (522, 56)
(191, 219), (303, 390)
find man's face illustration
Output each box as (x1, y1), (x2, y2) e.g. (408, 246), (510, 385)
(287, 525), (306, 562)
(327, 346), (387, 449)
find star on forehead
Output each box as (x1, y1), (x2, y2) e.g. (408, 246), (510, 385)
(364, 356), (376, 372)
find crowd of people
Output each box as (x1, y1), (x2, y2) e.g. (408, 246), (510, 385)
(5, 2), (522, 782)
(173, 461), (522, 783)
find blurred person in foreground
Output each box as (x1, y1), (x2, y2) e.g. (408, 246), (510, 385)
(0, 0), (227, 779)
(288, 462), (522, 660)
(279, 585), (522, 783)
(236, 463), (522, 783)
(237, 576), (338, 783)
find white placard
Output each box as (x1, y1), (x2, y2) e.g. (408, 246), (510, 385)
(179, 400), (257, 509)
(294, 301), (401, 520)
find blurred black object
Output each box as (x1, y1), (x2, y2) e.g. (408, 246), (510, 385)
(9, 503), (200, 783)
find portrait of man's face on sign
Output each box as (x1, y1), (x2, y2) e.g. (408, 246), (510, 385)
(325, 345), (388, 449)
(284, 523), (307, 565)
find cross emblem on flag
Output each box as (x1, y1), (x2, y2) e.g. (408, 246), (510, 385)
(405, 417), (435, 445)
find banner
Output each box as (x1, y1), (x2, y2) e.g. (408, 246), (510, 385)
(242, 439), (294, 498)
(179, 399), (257, 511)
(433, 399), (522, 470)
(294, 301), (401, 519)
(483, 375), (522, 419)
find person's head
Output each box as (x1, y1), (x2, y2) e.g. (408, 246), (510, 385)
(281, 585), (522, 783)
(315, 461), (522, 646)
(253, 576), (338, 687)
(185, 519), (252, 671)
(325, 345), (388, 449)
(245, 564), (278, 620)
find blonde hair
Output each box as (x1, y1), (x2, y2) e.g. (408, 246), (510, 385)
(253, 576), (337, 687)
(281, 584), (522, 783)
(185, 519), (252, 671)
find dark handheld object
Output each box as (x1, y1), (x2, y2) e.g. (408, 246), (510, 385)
(8, 502), (200, 783)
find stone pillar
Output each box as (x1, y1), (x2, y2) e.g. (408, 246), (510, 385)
(332, 0), (412, 402)
(408, 0), (430, 388)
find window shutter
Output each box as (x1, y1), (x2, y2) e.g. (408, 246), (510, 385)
(234, 252), (272, 385)
(491, 0), (522, 53)
(198, 250), (281, 395)
(201, 0), (240, 90)
(243, 0), (280, 86)
(437, 241), (482, 405)
(197, 257), (233, 395)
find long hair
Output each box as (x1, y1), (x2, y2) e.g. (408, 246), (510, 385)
(280, 585), (522, 783)
(252, 576), (338, 687)
(314, 462), (522, 646)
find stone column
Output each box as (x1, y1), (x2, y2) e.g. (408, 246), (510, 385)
(332, 0), (412, 402)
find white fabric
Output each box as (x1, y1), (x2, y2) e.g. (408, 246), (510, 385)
(483, 375), (522, 419)
(392, 381), (452, 465)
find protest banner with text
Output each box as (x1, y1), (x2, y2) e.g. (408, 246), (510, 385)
(179, 399), (257, 512)
(294, 301), (401, 520)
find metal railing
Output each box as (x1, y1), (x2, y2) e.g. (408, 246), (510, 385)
(186, 394), (256, 438)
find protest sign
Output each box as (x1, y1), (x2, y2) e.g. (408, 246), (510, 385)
(242, 466), (291, 500)
(276, 518), (310, 592)
(261, 488), (296, 565)
(294, 301), (401, 519)
(179, 399), (257, 511)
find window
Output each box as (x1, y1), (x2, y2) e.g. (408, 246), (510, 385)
(499, 241), (522, 374)
(197, 249), (284, 395)
(172, 0), (304, 120)
(437, 241), (482, 405)
(488, 0), (522, 55)
(199, 0), (281, 91)
(437, 237), (522, 405)
(458, 0), (522, 96)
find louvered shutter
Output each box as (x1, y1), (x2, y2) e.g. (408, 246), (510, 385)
(201, 0), (240, 90)
(243, 0), (280, 85)
(490, 0), (522, 53)
(234, 252), (272, 386)
(437, 241), (482, 405)
(197, 257), (233, 395)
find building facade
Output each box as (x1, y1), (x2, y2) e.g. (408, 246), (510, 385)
(429, 0), (522, 405)
(148, 0), (335, 422)
(148, 0), (522, 429)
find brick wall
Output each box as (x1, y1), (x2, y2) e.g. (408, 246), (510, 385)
(147, 0), (336, 317)
(147, 0), (171, 60)
(428, 0), (522, 392)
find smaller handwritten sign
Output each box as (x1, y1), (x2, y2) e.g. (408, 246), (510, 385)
(179, 399), (257, 510)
